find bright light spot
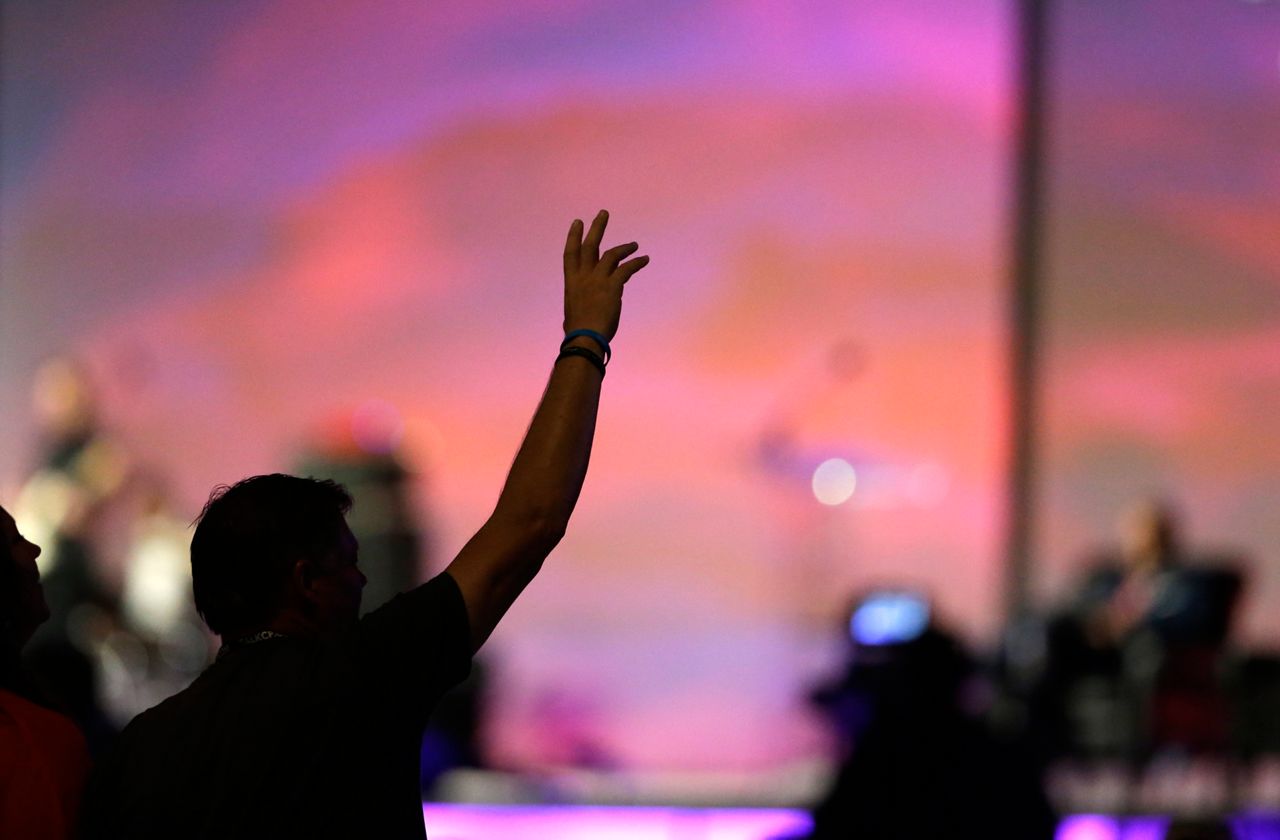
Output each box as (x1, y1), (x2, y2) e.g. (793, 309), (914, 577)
(812, 458), (857, 505)
(421, 804), (813, 838)
(851, 593), (930, 645)
(1055, 815), (1120, 840)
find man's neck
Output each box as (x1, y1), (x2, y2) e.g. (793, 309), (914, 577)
(223, 609), (323, 643)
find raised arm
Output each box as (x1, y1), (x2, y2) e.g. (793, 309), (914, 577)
(444, 210), (648, 652)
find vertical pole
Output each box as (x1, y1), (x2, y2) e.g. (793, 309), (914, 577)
(1005, 0), (1050, 618)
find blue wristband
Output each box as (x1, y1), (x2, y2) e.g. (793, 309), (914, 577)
(562, 329), (611, 364)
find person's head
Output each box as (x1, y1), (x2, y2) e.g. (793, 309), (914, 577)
(1121, 497), (1181, 571)
(191, 474), (365, 638)
(31, 356), (96, 439)
(0, 504), (49, 652)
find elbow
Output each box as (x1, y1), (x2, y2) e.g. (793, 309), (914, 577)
(527, 515), (568, 554)
(493, 504), (569, 555)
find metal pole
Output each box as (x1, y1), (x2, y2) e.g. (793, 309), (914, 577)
(1005, 0), (1050, 618)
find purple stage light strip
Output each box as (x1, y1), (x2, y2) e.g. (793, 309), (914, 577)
(1056, 815), (1166, 840)
(1057, 813), (1280, 840)
(422, 806), (1280, 840)
(421, 804), (813, 840)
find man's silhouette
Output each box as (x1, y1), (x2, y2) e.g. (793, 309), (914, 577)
(80, 211), (648, 838)
(1, 503), (92, 839)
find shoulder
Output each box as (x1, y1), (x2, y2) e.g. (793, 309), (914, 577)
(109, 666), (214, 760)
(354, 572), (473, 714)
(358, 571), (469, 640)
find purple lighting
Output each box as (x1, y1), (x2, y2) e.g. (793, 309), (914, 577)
(1056, 814), (1280, 840)
(420, 804), (813, 840)
(1055, 815), (1165, 840)
(422, 807), (1280, 840)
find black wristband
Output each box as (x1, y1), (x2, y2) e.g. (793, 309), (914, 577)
(561, 329), (612, 364)
(556, 345), (606, 378)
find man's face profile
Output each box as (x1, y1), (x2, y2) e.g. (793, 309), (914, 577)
(303, 520), (366, 630)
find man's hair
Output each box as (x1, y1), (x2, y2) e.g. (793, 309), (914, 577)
(191, 474), (352, 636)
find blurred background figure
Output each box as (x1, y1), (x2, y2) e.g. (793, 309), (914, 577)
(296, 402), (425, 615)
(105, 471), (212, 720)
(14, 357), (130, 754)
(1040, 500), (1240, 763)
(799, 590), (1056, 840)
(296, 403), (489, 796)
(1075, 500), (1239, 665)
(993, 498), (1263, 823)
(0, 503), (91, 839)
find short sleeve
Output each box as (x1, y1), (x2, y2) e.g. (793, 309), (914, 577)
(355, 572), (473, 726)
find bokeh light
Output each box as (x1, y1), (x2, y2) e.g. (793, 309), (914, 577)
(811, 458), (858, 506)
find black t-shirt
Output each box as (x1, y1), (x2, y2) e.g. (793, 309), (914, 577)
(81, 572), (472, 839)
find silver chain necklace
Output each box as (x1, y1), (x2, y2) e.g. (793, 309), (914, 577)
(216, 630), (288, 660)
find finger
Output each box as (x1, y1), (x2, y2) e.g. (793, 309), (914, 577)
(599, 241), (639, 275)
(614, 254), (650, 284)
(563, 218), (583, 274)
(583, 209), (609, 265)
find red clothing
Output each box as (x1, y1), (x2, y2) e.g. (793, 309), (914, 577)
(0, 688), (91, 839)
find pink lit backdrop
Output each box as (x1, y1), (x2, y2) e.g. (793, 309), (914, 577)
(1, 0), (1012, 772)
(16, 0), (1274, 777)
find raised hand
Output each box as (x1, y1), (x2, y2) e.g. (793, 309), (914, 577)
(562, 210), (649, 342)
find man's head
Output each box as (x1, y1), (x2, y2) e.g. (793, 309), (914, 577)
(191, 474), (366, 638)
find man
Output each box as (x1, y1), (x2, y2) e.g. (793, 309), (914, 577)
(1, 503), (92, 839)
(80, 211), (648, 838)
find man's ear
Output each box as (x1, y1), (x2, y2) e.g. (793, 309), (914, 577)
(293, 557), (318, 601)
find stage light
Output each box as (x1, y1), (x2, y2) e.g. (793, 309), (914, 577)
(812, 458), (857, 506)
(850, 591), (930, 646)
(420, 804), (813, 840)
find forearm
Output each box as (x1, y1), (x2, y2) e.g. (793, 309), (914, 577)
(490, 337), (604, 540)
(444, 210), (646, 650)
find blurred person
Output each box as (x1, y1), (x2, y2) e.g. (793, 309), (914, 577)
(296, 411), (426, 617)
(0, 504), (92, 839)
(105, 473), (212, 720)
(16, 357), (128, 753)
(296, 414), (489, 793)
(1079, 501), (1240, 656)
(1002, 500), (1243, 772)
(79, 211), (648, 838)
(1085, 500), (1190, 645)
(801, 591), (1056, 840)
(1073, 501), (1238, 758)
(19, 357), (129, 610)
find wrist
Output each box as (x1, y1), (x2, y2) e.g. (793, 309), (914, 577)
(556, 344), (606, 378)
(563, 336), (601, 353)
(561, 328), (611, 363)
